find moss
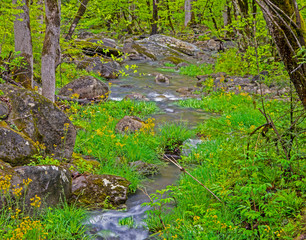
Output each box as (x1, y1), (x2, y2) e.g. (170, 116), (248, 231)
(71, 175), (129, 209)
(0, 121), (7, 127)
(164, 56), (185, 65)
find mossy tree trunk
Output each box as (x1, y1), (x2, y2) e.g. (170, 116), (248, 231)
(13, 0), (33, 89)
(65, 0), (89, 41)
(41, 0), (61, 102)
(258, 0), (306, 107)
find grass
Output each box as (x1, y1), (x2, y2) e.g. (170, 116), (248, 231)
(67, 99), (160, 192)
(145, 91), (306, 239)
(179, 63), (214, 77)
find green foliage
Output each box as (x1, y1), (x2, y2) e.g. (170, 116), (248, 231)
(146, 92), (305, 239)
(158, 122), (194, 153)
(41, 203), (90, 239)
(164, 62), (176, 68)
(28, 155), (61, 166)
(179, 64), (213, 77)
(118, 216), (135, 228)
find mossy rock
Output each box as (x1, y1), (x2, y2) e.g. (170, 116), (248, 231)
(59, 75), (109, 100)
(131, 43), (157, 60)
(163, 56), (185, 65)
(0, 164), (72, 210)
(0, 126), (37, 166)
(74, 39), (122, 58)
(71, 174), (130, 209)
(0, 83), (76, 160)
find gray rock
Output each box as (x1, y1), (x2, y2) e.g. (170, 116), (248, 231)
(115, 116), (145, 134)
(59, 76), (109, 99)
(0, 101), (9, 119)
(129, 160), (158, 176)
(123, 40), (157, 60)
(136, 34), (200, 57)
(0, 84), (76, 160)
(0, 164), (71, 210)
(81, 58), (120, 79)
(176, 87), (196, 95)
(14, 165), (71, 207)
(155, 73), (170, 84)
(0, 126), (37, 166)
(71, 174), (129, 209)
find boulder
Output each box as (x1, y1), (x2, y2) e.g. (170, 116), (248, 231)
(155, 73), (170, 84)
(71, 174), (129, 209)
(124, 93), (149, 101)
(176, 87), (196, 96)
(123, 39), (157, 60)
(78, 57), (120, 79)
(14, 165), (71, 208)
(0, 126), (37, 166)
(0, 164), (71, 210)
(137, 34), (201, 56)
(59, 76), (109, 100)
(115, 116), (145, 134)
(0, 84), (76, 160)
(129, 160), (159, 176)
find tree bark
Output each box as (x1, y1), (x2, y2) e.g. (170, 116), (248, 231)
(13, 0), (33, 89)
(65, 0), (89, 41)
(151, 0), (158, 35)
(41, 0), (61, 102)
(184, 0), (192, 27)
(258, 0), (306, 107)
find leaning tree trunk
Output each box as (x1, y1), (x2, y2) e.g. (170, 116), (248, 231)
(13, 0), (33, 89)
(257, 0), (306, 107)
(151, 0), (159, 35)
(65, 0), (89, 40)
(41, 0), (61, 102)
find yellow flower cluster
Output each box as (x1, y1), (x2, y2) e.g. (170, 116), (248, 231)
(0, 175), (12, 194)
(12, 186), (22, 197)
(9, 217), (47, 240)
(139, 118), (155, 135)
(30, 195), (41, 208)
(33, 141), (46, 153)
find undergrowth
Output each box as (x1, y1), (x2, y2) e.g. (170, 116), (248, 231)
(145, 91), (305, 239)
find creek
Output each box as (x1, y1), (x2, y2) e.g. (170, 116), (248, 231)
(85, 61), (213, 240)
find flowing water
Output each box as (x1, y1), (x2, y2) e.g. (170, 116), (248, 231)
(86, 61), (212, 239)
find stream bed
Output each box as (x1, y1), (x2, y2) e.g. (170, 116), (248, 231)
(85, 61), (212, 239)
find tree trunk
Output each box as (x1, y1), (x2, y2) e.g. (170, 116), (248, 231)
(151, 0), (158, 35)
(184, 0), (192, 27)
(223, 0), (231, 27)
(65, 0), (89, 41)
(13, 0), (33, 89)
(258, 0), (306, 107)
(41, 0), (61, 102)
